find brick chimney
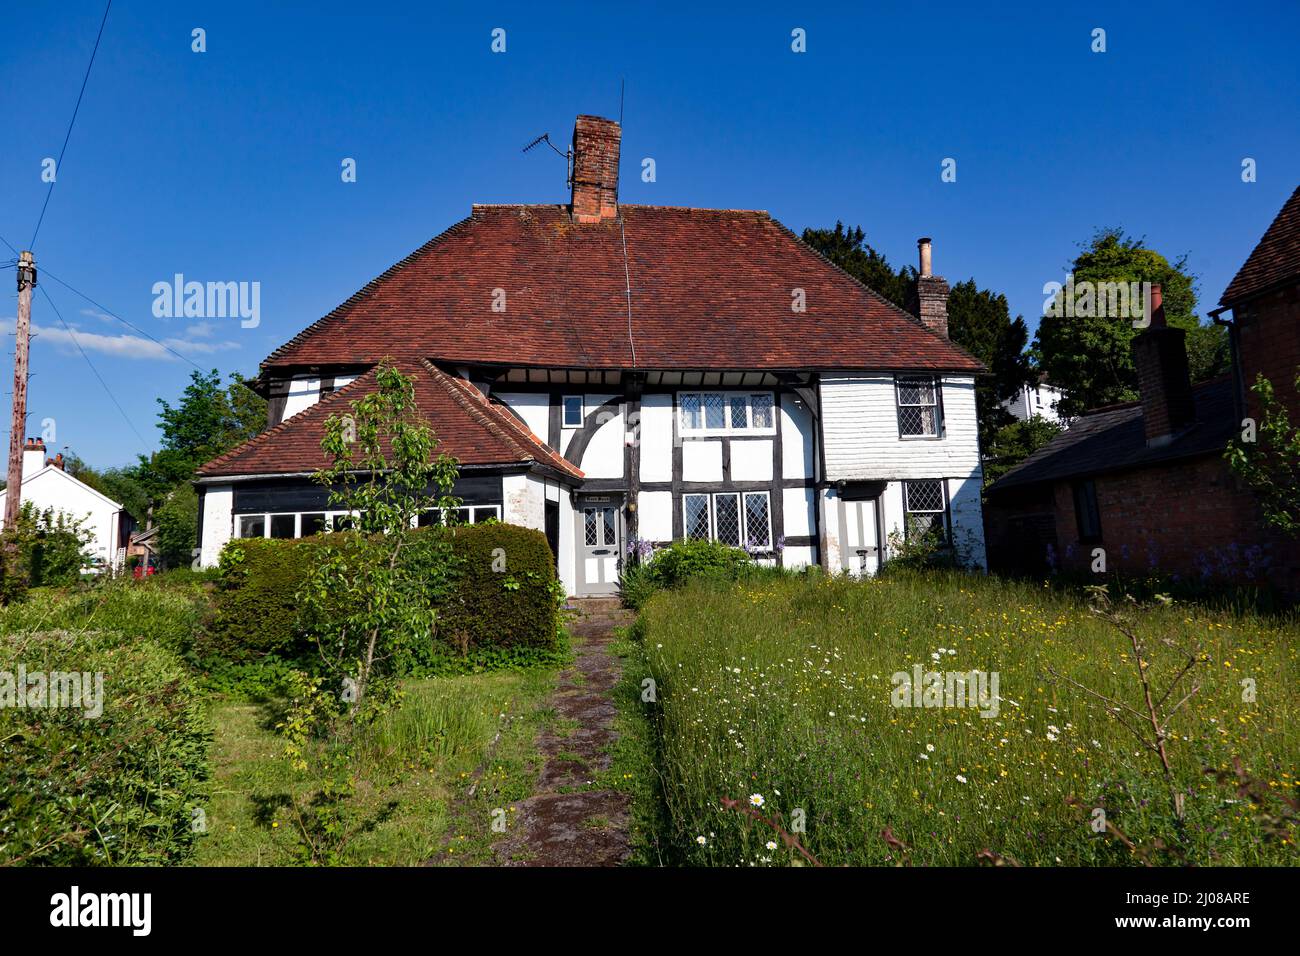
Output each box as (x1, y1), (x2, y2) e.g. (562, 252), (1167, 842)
(570, 115), (621, 223)
(22, 438), (45, 480)
(908, 237), (950, 338)
(1133, 284), (1195, 447)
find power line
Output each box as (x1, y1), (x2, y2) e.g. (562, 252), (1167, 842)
(40, 265), (207, 371)
(30, 0), (113, 250)
(35, 281), (152, 453)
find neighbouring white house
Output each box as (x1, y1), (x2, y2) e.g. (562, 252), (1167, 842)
(195, 114), (989, 596)
(0, 438), (130, 570)
(1001, 376), (1068, 426)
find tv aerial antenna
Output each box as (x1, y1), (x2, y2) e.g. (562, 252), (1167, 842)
(522, 132), (572, 185)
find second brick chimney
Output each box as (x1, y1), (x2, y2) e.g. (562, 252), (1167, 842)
(1133, 284), (1196, 447)
(907, 237), (950, 338)
(570, 115), (621, 223)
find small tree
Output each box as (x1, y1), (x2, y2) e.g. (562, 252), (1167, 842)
(297, 362), (462, 711)
(280, 362), (462, 863)
(1225, 372), (1300, 537)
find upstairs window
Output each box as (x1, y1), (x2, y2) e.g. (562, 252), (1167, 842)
(896, 376), (942, 438)
(562, 395), (584, 428)
(679, 391), (777, 435)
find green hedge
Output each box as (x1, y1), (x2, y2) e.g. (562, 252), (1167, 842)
(620, 539), (755, 609)
(203, 523), (563, 669)
(0, 629), (210, 865)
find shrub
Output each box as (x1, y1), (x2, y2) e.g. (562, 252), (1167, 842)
(0, 580), (209, 657)
(201, 536), (330, 663)
(0, 628), (210, 865)
(620, 539), (754, 609)
(436, 522), (563, 658)
(204, 523), (563, 670)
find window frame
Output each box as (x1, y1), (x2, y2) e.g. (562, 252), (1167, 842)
(679, 490), (774, 552)
(234, 505), (503, 539)
(894, 375), (944, 440)
(678, 390), (778, 437)
(1071, 479), (1102, 543)
(902, 479), (950, 543)
(561, 395), (585, 429)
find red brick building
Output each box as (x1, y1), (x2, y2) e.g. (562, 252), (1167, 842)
(985, 186), (1300, 593)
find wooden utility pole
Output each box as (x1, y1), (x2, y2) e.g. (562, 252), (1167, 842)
(4, 250), (35, 532)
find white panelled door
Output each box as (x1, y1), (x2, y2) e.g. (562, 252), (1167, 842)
(838, 497), (880, 576)
(577, 496), (623, 595)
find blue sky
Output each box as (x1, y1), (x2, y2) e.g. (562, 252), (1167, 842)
(2, 0), (1297, 468)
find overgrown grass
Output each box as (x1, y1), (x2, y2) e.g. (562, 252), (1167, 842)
(634, 571), (1300, 866)
(197, 669), (555, 866)
(0, 579), (209, 655)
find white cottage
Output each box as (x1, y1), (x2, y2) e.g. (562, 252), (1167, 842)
(196, 114), (988, 596)
(0, 438), (128, 570)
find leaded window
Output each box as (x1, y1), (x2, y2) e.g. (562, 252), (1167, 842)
(714, 494), (741, 546)
(896, 376), (941, 437)
(904, 479), (948, 540)
(684, 494), (711, 540)
(679, 391), (777, 434)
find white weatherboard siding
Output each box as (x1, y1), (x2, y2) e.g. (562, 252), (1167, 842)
(821, 375), (980, 479)
(0, 466), (124, 568)
(639, 394), (673, 482)
(200, 484), (233, 567)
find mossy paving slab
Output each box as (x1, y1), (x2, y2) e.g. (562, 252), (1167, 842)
(494, 603), (634, 866)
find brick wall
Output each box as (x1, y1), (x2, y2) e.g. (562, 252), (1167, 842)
(986, 453), (1300, 594)
(1236, 281), (1300, 423)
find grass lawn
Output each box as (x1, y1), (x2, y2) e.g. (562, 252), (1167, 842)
(623, 570), (1300, 866)
(197, 668), (556, 866)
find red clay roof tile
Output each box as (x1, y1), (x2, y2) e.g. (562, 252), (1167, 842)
(262, 205), (983, 374)
(196, 358), (583, 480)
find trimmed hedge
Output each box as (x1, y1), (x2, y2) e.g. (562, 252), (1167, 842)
(0, 629), (210, 865)
(202, 523), (563, 668)
(438, 522), (564, 655)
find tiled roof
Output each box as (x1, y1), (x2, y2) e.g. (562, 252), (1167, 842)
(262, 205), (983, 374)
(1221, 185), (1300, 305)
(986, 376), (1236, 494)
(196, 359), (583, 480)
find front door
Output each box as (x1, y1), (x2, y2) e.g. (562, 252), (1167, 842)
(577, 497), (623, 595)
(838, 496), (881, 576)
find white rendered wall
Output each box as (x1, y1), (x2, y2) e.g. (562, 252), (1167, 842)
(0, 467), (122, 567)
(199, 484), (234, 567)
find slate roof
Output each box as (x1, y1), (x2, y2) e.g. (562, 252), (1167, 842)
(261, 204), (983, 375)
(986, 376), (1236, 495)
(1221, 185), (1300, 305)
(196, 359), (583, 480)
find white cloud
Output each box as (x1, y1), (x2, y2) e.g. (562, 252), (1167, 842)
(1, 317), (241, 362)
